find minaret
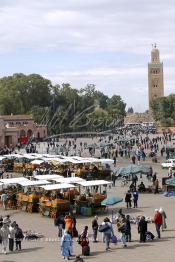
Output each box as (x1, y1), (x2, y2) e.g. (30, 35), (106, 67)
(148, 44), (164, 109)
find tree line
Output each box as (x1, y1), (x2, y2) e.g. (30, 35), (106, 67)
(151, 94), (175, 127)
(0, 73), (126, 134)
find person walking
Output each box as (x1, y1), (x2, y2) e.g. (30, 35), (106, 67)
(8, 223), (15, 252)
(132, 174), (138, 188)
(15, 224), (24, 251)
(159, 207), (167, 231)
(138, 216), (147, 243)
(117, 217), (127, 247)
(154, 209), (162, 239)
(101, 217), (114, 251)
(1, 192), (7, 210)
(61, 230), (72, 260)
(152, 172), (157, 186)
(0, 223), (10, 254)
(78, 226), (90, 256)
(131, 155), (136, 164)
(125, 191), (132, 208)
(3, 215), (11, 227)
(125, 215), (131, 242)
(154, 179), (159, 194)
(113, 156), (117, 167)
(92, 216), (98, 242)
(55, 214), (65, 238)
(64, 215), (74, 237)
(133, 190), (139, 208)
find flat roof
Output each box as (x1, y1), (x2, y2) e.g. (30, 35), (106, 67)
(34, 174), (62, 180)
(51, 177), (85, 184)
(0, 114), (33, 120)
(31, 160), (45, 165)
(18, 179), (50, 187)
(0, 177), (29, 185)
(76, 180), (112, 187)
(40, 183), (75, 191)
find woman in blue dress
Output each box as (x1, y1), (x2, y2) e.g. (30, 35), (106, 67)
(60, 230), (72, 260)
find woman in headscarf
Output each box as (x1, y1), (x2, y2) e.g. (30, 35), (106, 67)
(78, 226), (89, 255)
(159, 207), (167, 231)
(60, 230), (72, 260)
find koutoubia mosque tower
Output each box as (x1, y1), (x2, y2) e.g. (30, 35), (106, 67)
(148, 44), (164, 109)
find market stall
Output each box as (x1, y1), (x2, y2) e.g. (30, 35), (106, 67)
(74, 180), (112, 216)
(39, 183), (75, 218)
(16, 179), (51, 213)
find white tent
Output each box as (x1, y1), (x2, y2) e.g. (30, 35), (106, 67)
(0, 177), (29, 185)
(4, 154), (24, 159)
(76, 180), (112, 187)
(30, 160), (45, 165)
(40, 183), (75, 191)
(51, 177), (85, 184)
(34, 174), (62, 180)
(22, 154), (36, 160)
(0, 156), (7, 161)
(18, 179), (50, 187)
(99, 159), (114, 164)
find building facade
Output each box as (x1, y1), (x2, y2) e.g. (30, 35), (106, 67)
(0, 114), (47, 147)
(148, 44), (164, 109)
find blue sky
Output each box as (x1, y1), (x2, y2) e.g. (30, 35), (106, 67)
(0, 0), (175, 112)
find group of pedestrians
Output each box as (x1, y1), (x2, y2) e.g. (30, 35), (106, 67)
(125, 190), (139, 208)
(0, 215), (24, 254)
(58, 205), (168, 260)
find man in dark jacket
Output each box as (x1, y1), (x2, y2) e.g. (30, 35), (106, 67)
(54, 214), (65, 238)
(138, 216), (147, 242)
(125, 191), (132, 208)
(125, 215), (131, 242)
(15, 224), (24, 250)
(92, 216), (98, 242)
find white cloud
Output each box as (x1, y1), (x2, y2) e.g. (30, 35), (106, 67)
(0, 0), (175, 53)
(0, 0), (175, 111)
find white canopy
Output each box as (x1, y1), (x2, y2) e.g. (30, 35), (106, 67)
(0, 156), (6, 161)
(22, 154), (36, 160)
(4, 154), (24, 159)
(51, 177), (85, 184)
(31, 160), (45, 165)
(0, 177), (28, 185)
(77, 180), (112, 187)
(40, 183), (75, 191)
(18, 179), (50, 187)
(34, 174), (62, 180)
(99, 159), (114, 164)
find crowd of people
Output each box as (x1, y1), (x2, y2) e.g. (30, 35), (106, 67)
(54, 206), (167, 260)
(0, 215), (24, 254)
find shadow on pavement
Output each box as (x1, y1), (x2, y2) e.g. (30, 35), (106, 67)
(10, 247), (44, 254)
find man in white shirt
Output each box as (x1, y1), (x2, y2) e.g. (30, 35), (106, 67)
(9, 223), (15, 252)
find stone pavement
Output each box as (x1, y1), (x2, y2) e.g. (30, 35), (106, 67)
(0, 152), (175, 262)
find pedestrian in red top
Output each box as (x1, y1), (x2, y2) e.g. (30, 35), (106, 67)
(154, 209), (162, 238)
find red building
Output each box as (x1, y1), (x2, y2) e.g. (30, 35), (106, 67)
(0, 114), (47, 147)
